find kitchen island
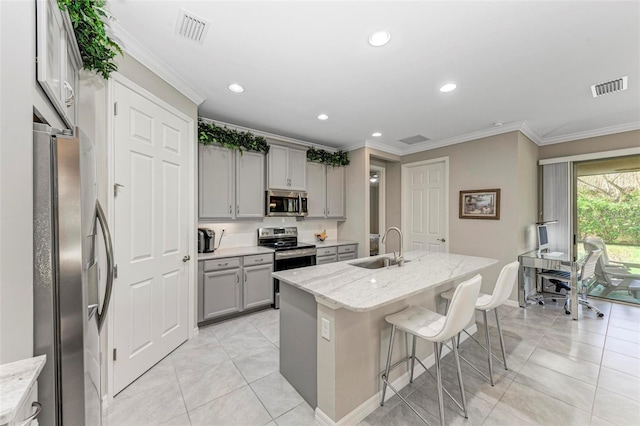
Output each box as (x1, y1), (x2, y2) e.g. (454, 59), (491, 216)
(273, 250), (498, 425)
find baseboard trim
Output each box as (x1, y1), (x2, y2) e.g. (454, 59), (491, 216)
(314, 324), (478, 425)
(502, 299), (519, 308)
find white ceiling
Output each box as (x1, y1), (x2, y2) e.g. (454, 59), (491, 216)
(107, 1), (640, 152)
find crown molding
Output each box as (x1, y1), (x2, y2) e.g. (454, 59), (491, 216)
(108, 22), (206, 106)
(538, 121), (640, 145)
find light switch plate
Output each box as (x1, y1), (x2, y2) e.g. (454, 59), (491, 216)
(321, 318), (331, 341)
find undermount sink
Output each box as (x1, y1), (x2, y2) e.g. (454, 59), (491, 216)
(350, 257), (410, 269)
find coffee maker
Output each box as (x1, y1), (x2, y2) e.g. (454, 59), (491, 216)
(198, 228), (216, 253)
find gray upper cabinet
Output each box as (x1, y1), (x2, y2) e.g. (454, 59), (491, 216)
(306, 162), (326, 217)
(199, 145), (265, 220)
(268, 145), (307, 191)
(37, 0), (81, 128)
(305, 162), (346, 220)
(236, 151), (265, 218)
(326, 166), (346, 218)
(199, 145), (234, 219)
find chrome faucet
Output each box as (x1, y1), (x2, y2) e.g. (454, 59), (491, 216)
(381, 227), (404, 267)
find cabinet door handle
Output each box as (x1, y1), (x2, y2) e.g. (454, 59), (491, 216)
(236, 272), (239, 283)
(219, 262), (228, 267)
(236, 205), (240, 214)
(63, 81), (75, 107)
(229, 205), (232, 214)
(244, 271), (247, 281)
(255, 258), (263, 262)
(19, 401), (42, 426)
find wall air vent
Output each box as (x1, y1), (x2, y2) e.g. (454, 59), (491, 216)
(399, 135), (430, 145)
(591, 76), (628, 98)
(175, 9), (210, 45)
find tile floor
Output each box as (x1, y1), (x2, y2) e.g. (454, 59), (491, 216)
(107, 299), (640, 426)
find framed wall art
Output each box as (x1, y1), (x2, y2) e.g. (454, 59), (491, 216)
(459, 189), (501, 220)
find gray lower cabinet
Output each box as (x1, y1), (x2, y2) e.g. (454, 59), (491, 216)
(202, 266), (242, 321)
(316, 244), (358, 264)
(316, 254), (337, 265)
(199, 253), (274, 323)
(244, 263), (274, 309)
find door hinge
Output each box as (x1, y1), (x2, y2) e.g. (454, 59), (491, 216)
(114, 264), (118, 278)
(113, 348), (117, 361)
(114, 102), (118, 115)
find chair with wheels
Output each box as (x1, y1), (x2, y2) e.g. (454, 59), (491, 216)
(440, 261), (519, 386)
(537, 249), (604, 317)
(381, 274), (482, 425)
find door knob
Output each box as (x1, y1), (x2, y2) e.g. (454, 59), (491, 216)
(437, 238), (446, 242)
(182, 255), (191, 262)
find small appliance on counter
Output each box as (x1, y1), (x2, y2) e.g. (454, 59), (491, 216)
(198, 228), (216, 253)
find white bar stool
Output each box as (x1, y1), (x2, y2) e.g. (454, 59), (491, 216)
(440, 261), (519, 386)
(381, 275), (482, 426)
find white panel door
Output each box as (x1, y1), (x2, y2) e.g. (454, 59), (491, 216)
(306, 162), (326, 217)
(288, 148), (307, 191)
(236, 151), (265, 218)
(326, 166), (345, 218)
(113, 81), (190, 394)
(404, 161), (447, 252)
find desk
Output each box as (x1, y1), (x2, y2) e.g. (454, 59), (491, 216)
(518, 250), (579, 320)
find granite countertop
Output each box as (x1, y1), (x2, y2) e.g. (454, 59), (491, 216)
(306, 239), (359, 248)
(0, 355), (46, 424)
(198, 246), (275, 260)
(272, 251), (498, 312)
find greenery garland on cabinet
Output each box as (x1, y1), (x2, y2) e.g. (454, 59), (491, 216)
(198, 120), (270, 154)
(58, 0), (122, 79)
(306, 147), (350, 167)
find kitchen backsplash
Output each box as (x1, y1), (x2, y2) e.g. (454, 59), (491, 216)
(198, 218), (339, 248)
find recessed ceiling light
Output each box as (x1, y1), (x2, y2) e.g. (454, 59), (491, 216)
(368, 31), (391, 47)
(317, 114), (329, 121)
(372, 132), (382, 137)
(228, 83), (244, 93)
(439, 83), (457, 93)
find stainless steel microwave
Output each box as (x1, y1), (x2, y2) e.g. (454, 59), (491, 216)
(266, 190), (308, 217)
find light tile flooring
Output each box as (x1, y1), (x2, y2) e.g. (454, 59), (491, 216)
(107, 300), (640, 426)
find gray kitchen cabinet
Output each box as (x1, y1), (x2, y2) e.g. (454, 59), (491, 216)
(306, 162), (326, 217)
(36, 0), (82, 128)
(243, 263), (274, 309)
(316, 254), (337, 265)
(236, 150), (265, 218)
(268, 145), (307, 190)
(199, 145), (264, 220)
(202, 266), (242, 320)
(305, 162), (346, 219)
(326, 166), (346, 218)
(338, 252), (357, 261)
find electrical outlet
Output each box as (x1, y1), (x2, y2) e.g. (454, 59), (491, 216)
(321, 318), (331, 341)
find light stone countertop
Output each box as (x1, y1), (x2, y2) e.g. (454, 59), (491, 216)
(304, 239), (359, 248)
(198, 246), (275, 260)
(0, 355), (46, 424)
(272, 251), (498, 312)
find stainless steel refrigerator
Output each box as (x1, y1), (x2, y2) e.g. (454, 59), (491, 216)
(33, 123), (114, 426)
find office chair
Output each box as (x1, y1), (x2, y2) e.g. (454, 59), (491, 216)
(537, 249), (604, 317)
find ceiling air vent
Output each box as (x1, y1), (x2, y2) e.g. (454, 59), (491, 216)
(591, 76), (628, 98)
(399, 135), (430, 145)
(175, 9), (210, 45)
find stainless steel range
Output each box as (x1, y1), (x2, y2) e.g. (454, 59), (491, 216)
(257, 227), (316, 308)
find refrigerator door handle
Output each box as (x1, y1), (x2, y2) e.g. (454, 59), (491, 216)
(94, 200), (114, 332)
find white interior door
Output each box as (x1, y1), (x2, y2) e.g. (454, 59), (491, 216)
(112, 80), (190, 394)
(403, 160), (448, 252)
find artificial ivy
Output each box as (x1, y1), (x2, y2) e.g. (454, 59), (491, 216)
(58, 0), (122, 79)
(198, 120), (270, 155)
(306, 147), (350, 167)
